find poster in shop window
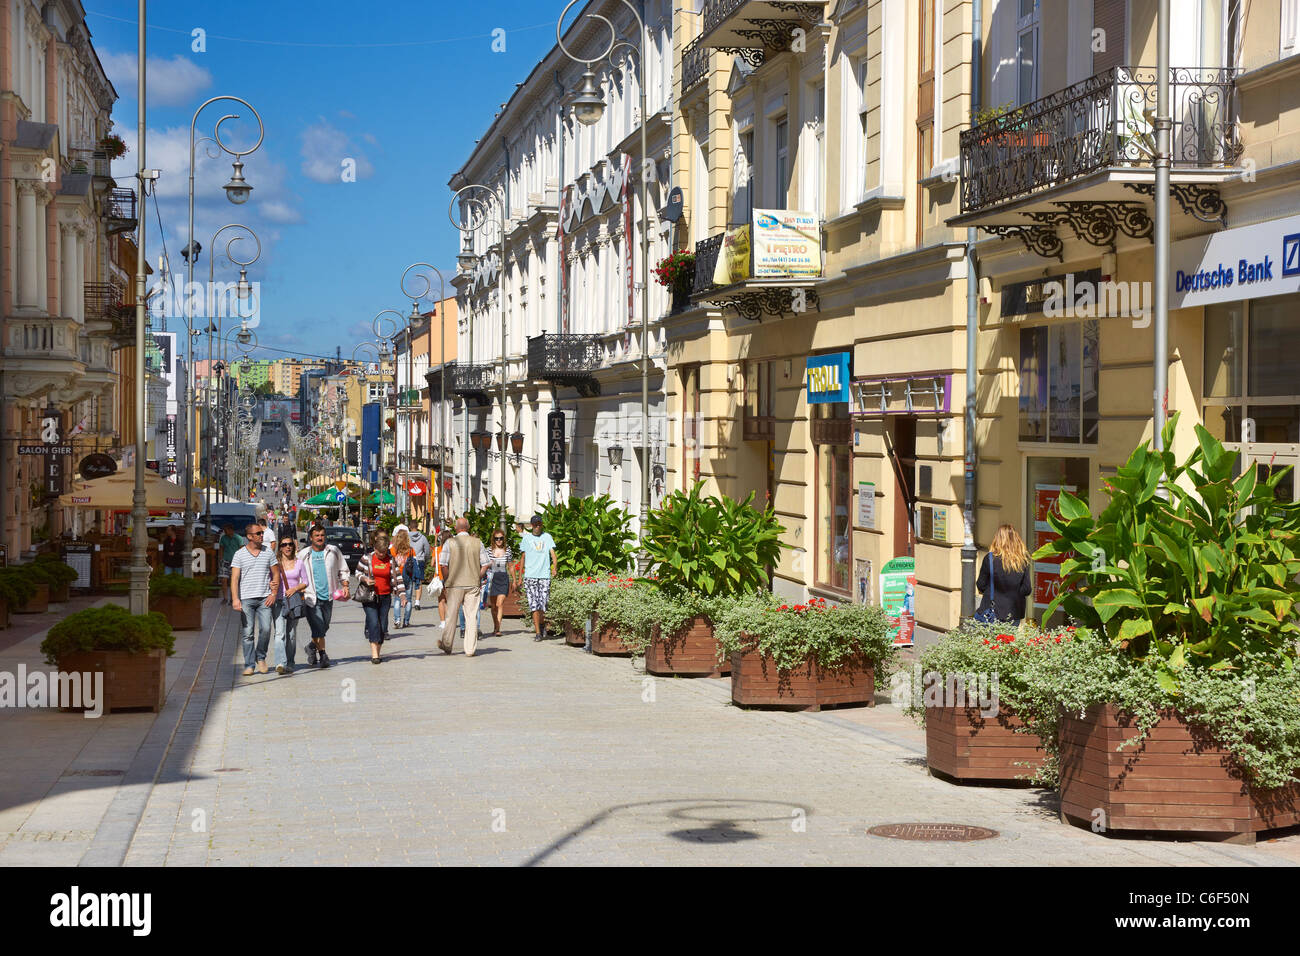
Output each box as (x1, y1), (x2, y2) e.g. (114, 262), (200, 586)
(879, 556), (915, 646)
(1032, 484), (1075, 611)
(855, 559), (872, 606)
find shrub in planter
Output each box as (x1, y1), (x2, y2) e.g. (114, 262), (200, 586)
(548, 577), (604, 645)
(149, 573), (209, 598)
(715, 593), (897, 710)
(31, 555), (78, 600)
(643, 483), (785, 598)
(538, 494), (635, 577)
(590, 576), (694, 656)
(906, 620), (1079, 783)
(1030, 416), (1300, 837)
(0, 567), (39, 609)
(42, 605), (174, 714)
(148, 573), (208, 630)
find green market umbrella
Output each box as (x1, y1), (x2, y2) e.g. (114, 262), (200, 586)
(368, 490), (396, 504)
(303, 490), (359, 507)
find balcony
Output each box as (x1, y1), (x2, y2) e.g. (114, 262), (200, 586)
(690, 223), (823, 321)
(85, 280), (130, 320)
(951, 67), (1241, 254)
(693, 1), (827, 66)
(682, 36), (709, 95)
(105, 188), (137, 235)
(68, 146), (112, 179)
(448, 363), (497, 404)
(415, 443), (453, 469)
(527, 333), (602, 396)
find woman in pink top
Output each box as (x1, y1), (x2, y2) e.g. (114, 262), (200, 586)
(272, 532), (309, 674)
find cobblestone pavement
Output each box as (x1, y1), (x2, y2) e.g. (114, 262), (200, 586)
(117, 598), (1298, 866)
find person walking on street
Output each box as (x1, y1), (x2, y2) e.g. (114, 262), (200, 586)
(217, 523), (244, 604)
(297, 523), (347, 668)
(484, 530), (513, 637)
(438, 517), (490, 657)
(408, 525), (432, 611)
(975, 523), (1034, 625)
(271, 533), (308, 674)
(161, 526), (185, 576)
(521, 514), (558, 641)
(230, 524), (279, 676)
(357, 530), (399, 663)
(389, 528), (418, 630)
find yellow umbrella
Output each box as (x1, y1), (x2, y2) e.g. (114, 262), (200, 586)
(59, 472), (201, 512)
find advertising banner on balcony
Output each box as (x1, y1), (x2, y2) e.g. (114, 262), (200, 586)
(752, 209), (821, 277)
(712, 225), (752, 285)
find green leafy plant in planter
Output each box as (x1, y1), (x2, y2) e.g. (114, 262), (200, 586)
(713, 591), (898, 680)
(149, 573), (210, 598)
(643, 483), (785, 598)
(0, 568), (39, 607)
(592, 576), (699, 655)
(538, 494), (635, 577)
(547, 577), (604, 634)
(41, 605), (175, 665)
(464, 498), (521, 552)
(1037, 414), (1300, 687)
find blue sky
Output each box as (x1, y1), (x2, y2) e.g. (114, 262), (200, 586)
(91, 0), (562, 363)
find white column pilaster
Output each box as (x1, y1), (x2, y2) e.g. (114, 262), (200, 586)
(17, 183), (39, 309)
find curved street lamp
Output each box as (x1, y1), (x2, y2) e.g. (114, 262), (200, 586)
(372, 310), (404, 515)
(400, 262), (448, 527)
(176, 95), (264, 583)
(448, 183), (508, 534)
(557, 0), (653, 562)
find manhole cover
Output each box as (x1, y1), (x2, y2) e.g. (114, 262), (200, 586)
(868, 823), (998, 842)
(63, 769), (124, 777)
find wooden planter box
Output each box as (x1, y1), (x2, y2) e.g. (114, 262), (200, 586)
(730, 642), (875, 712)
(0, 597), (8, 630)
(500, 587), (525, 618)
(646, 615), (729, 677)
(15, 583), (49, 614)
(58, 648), (167, 714)
(1059, 704), (1300, 844)
(926, 706), (1046, 783)
(590, 619), (637, 656)
(50, 582), (71, 603)
(563, 622), (587, 647)
(149, 594), (203, 631)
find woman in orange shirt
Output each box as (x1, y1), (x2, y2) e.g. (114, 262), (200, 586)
(357, 529), (403, 664)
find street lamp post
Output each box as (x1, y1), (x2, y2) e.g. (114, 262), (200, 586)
(129, 0), (149, 615)
(372, 311), (404, 520)
(400, 263), (448, 528)
(449, 185), (508, 536)
(184, 96), (264, 577)
(557, 0), (652, 562)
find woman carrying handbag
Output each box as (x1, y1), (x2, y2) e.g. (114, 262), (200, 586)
(272, 533), (309, 674)
(974, 524), (1034, 625)
(356, 529), (400, 664)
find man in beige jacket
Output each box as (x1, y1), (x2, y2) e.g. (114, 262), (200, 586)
(437, 517), (491, 657)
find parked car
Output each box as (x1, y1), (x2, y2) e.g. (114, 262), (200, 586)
(324, 526), (365, 572)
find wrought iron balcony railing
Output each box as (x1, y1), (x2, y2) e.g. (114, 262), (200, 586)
(682, 36), (709, 94)
(691, 233), (726, 296)
(527, 333), (602, 385)
(106, 187), (137, 234)
(85, 280), (130, 319)
(959, 66), (1240, 214)
(448, 363), (497, 397)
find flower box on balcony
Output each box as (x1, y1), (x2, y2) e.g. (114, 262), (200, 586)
(978, 131), (1050, 149)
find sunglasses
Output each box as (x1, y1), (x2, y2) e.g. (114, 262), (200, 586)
(280, 541), (294, 548)
(249, 531), (264, 536)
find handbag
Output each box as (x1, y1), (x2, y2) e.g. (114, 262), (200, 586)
(353, 578), (377, 605)
(285, 591), (308, 620)
(974, 555), (998, 623)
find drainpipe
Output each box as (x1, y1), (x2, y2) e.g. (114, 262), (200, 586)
(1153, 0), (1170, 450)
(961, 0), (982, 620)
(553, 70), (566, 506)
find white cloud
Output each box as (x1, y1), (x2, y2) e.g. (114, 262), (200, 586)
(101, 52), (213, 109)
(300, 120), (375, 184)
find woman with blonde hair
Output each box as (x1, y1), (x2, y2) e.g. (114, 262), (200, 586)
(975, 523), (1034, 624)
(389, 527), (418, 630)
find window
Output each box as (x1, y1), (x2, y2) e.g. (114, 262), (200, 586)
(734, 129), (754, 225)
(743, 360), (775, 441)
(682, 364), (701, 484)
(1017, 0), (1040, 105)
(773, 118), (789, 210)
(815, 402), (852, 591)
(1285, 0), (1300, 58)
(692, 121), (709, 243)
(1027, 457), (1090, 620)
(857, 60), (870, 201)
(1018, 320), (1100, 443)
(1202, 293), (1300, 445)
(917, 0), (935, 245)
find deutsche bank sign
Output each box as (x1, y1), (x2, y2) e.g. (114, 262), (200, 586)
(1170, 213), (1300, 309)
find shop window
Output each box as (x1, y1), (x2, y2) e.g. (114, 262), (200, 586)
(1202, 293), (1300, 447)
(1027, 456), (1090, 622)
(1018, 319), (1099, 444)
(744, 360), (775, 441)
(682, 364), (701, 484)
(814, 403), (851, 591)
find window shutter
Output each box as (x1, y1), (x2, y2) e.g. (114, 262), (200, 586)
(1092, 0), (1126, 74)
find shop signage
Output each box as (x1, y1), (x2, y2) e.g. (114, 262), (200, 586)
(547, 411), (566, 482)
(879, 556), (915, 647)
(1001, 269), (1101, 317)
(165, 414), (177, 478)
(1169, 213), (1300, 309)
(805, 352), (851, 404)
(406, 480), (427, 497)
(713, 225), (752, 285)
(752, 209), (821, 277)
(78, 453), (118, 480)
(857, 481), (875, 529)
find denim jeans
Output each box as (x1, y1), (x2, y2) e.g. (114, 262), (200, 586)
(272, 603), (298, 667)
(409, 560), (423, 604)
(240, 599), (273, 668)
(163, 566), (182, 576)
(364, 594), (392, 646)
(393, 591), (412, 629)
(304, 598), (333, 642)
